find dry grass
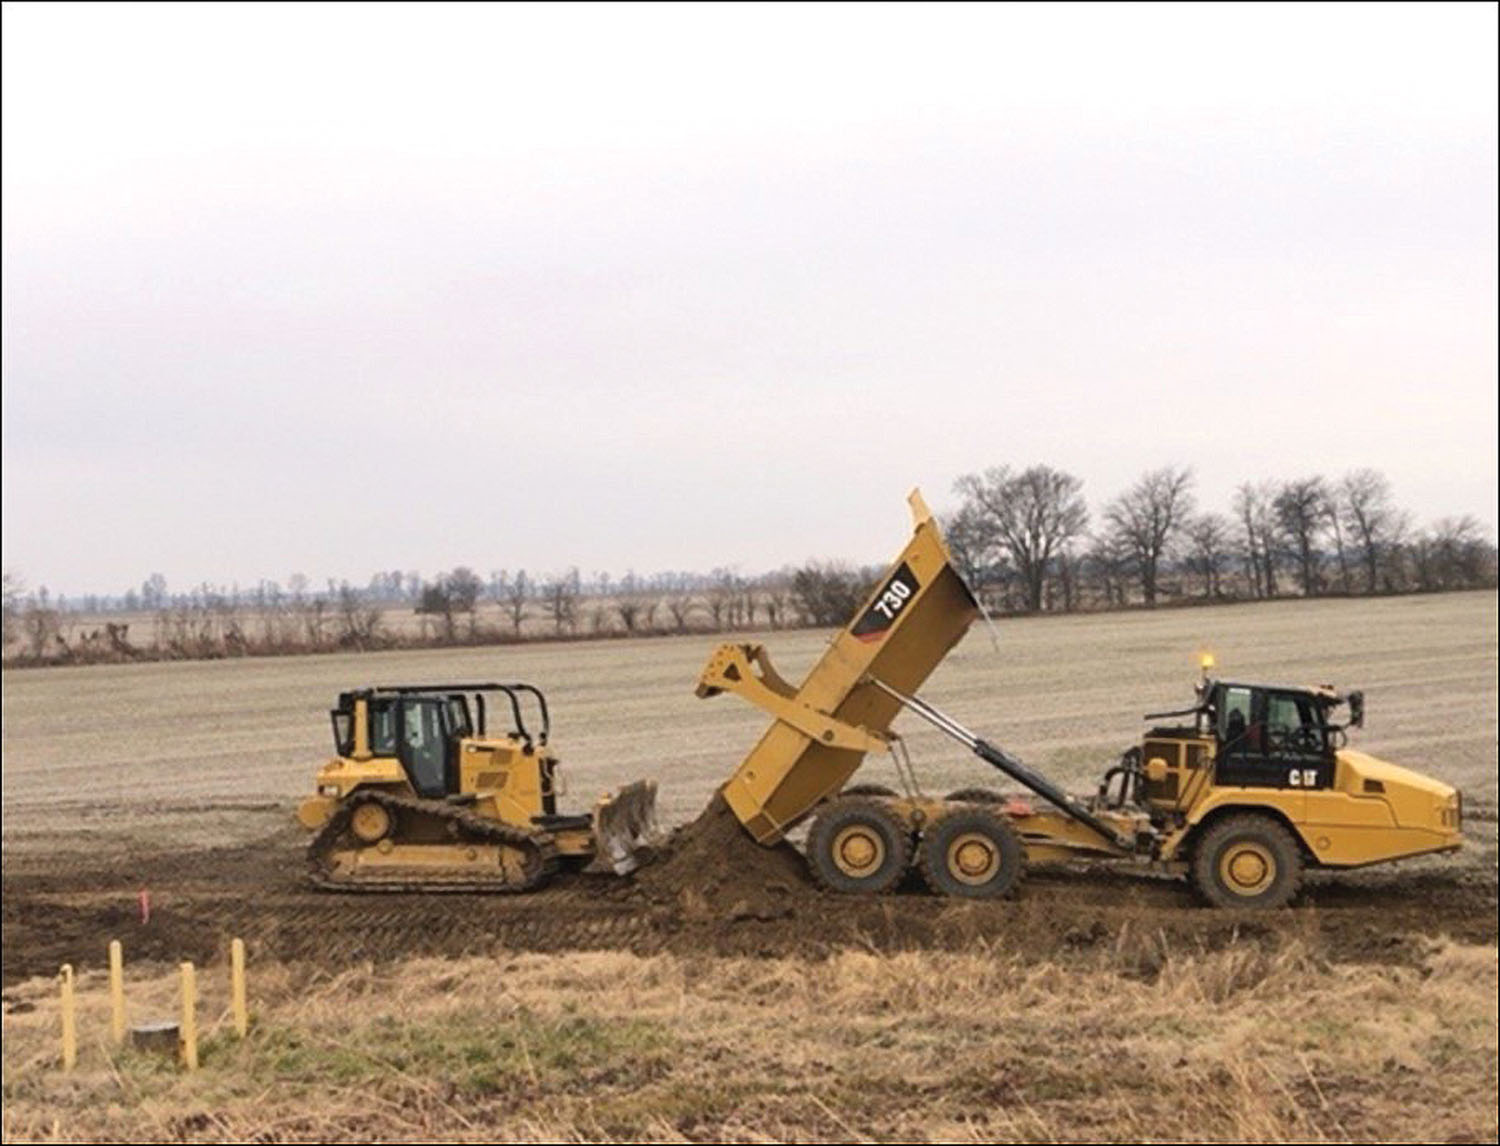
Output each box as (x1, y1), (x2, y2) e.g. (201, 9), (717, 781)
(2, 590), (1495, 848)
(3, 938), (1495, 1143)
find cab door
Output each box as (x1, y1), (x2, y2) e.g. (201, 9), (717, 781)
(1214, 685), (1266, 786)
(395, 697), (452, 798)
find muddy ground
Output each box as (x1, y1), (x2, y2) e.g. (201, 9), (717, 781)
(4, 796), (1495, 992)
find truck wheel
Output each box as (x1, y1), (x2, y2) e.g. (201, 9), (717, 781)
(842, 783), (898, 798)
(807, 798), (912, 894)
(945, 787), (1004, 804)
(918, 807), (1025, 899)
(1191, 815), (1303, 909)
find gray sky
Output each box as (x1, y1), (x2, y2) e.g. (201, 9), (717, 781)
(3, 2), (1496, 597)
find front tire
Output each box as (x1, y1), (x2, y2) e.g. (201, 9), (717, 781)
(1191, 814), (1303, 909)
(806, 798), (912, 894)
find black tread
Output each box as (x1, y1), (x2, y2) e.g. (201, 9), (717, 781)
(308, 789), (560, 894)
(805, 798), (913, 895)
(842, 783), (899, 798)
(945, 787), (1006, 805)
(917, 806), (1025, 899)
(1190, 813), (1303, 910)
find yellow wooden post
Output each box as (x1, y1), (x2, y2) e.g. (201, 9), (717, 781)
(109, 940), (126, 1045)
(230, 938), (248, 1038)
(179, 961), (198, 1070)
(59, 964), (77, 1071)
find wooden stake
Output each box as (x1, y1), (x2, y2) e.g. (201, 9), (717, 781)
(179, 961), (198, 1070)
(59, 964), (77, 1071)
(230, 938), (248, 1038)
(109, 940), (126, 1045)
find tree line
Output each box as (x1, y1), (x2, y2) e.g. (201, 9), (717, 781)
(945, 465), (1494, 613)
(2, 465), (1493, 666)
(0, 565), (877, 666)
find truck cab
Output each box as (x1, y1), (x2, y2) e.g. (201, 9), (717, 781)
(1136, 679), (1462, 874)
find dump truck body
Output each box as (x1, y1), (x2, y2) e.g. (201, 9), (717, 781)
(698, 491), (977, 843)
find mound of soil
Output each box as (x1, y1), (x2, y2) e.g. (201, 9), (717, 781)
(633, 792), (813, 922)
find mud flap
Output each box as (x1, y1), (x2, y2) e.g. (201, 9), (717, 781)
(589, 779), (661, 874)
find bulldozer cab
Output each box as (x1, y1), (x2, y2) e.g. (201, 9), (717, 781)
(329, 683), (555, 802)
(1207, 682), (1337, 791)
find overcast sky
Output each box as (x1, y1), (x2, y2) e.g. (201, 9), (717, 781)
(3, 2), (1496, 597)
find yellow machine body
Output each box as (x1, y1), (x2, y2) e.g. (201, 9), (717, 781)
(1140, 735), (1462, 868)
(697, 490), (1464, 906)
(697, 490), (978, 843)
(298, 685), (657, 892)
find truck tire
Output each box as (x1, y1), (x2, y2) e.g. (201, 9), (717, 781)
(806, 798), (912, 894)
(842, 783), (899, 798)
(1190, 814), (1303, 909)
(945, 787), (1005, 804)
(918, 807), (1025, 899)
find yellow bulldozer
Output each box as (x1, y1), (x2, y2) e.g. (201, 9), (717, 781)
(696, 492), (1463, 908)
(296, 681), (657, 892)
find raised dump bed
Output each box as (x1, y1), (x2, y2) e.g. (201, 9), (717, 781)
(696, 491), (978, 843)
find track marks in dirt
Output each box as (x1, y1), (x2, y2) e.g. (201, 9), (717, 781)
(3, 818), (1495, 987)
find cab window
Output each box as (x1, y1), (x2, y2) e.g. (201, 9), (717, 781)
(1219, 687), (1253, 741)
(1267, 693), (1315, 734)
(330, 708), (353, 756)
(370, 700), (398, 756)
(446, 696), (473, 738)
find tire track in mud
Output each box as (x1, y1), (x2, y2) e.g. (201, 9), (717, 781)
(3, 818), (1495, 988)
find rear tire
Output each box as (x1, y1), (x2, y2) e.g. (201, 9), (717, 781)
(1191, 814), (1303, 909)
(945, 787), (1005, 804)
(918, 808), (1025, 899)
(806, 798), (912, 894)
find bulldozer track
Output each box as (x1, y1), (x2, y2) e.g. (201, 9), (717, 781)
(306, 790), (560, 894)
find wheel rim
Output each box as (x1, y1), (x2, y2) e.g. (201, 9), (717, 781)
(1219, 841), (1275, 896)
(946, 831), (1001, 886)
(831, 824), (886, 878)
(350, 802), (392, 843)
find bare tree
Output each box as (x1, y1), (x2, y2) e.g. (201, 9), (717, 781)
(953, 465), (1089, 612)
(1274, 477), (1331, 596)
(1104, 467), (1195, 606)
(1186, 512), (1232, 599)
(541, 568), (581, 635)
(418, 567), (483, 642)
(708, 568), (743, 631)
(2, 572), (24, 648)
(760, 572), (795, 629)
(613, 572), (645, 634)
(1339, 469), (1406, 593)
(498, 571), (529, 637)
(790, 562), (867, 626)
(22, 587), (61, 661)
(1233, 481), (1280, 598)
(336, 582), (384, 650)
(1429, 517), (1496, 588)
(1083, 535), (1129, 608)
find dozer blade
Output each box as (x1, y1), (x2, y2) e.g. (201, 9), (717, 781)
(589, 779), (661, 875)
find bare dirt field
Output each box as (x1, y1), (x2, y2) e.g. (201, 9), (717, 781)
(3, 590), (1496, 1142)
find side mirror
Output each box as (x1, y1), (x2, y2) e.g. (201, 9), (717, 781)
(1347, 690), (1364, 728)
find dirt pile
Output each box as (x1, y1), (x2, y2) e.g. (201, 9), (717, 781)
(632, 791), (813, 922)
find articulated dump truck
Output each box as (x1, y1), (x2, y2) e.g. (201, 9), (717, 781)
(697, 491), (1464, 908)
